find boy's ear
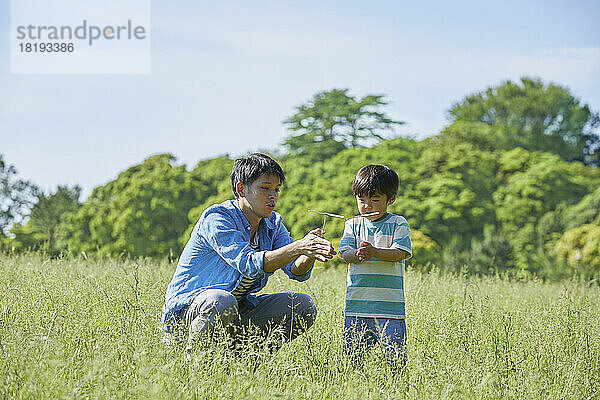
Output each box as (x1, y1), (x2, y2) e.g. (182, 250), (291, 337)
(387, 195), (396, 205)
(235, 181), (246, 197)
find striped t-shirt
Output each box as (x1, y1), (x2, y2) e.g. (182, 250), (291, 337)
(338, 213), (412, 319)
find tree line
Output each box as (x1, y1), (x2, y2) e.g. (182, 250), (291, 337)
(2, 77), (599, 280)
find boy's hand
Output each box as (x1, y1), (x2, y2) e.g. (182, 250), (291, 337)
(357, 241), (375, 262)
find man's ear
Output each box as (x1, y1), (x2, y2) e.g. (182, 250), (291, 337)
(235, 181), (245, 197)
(387, 195), (396, 205)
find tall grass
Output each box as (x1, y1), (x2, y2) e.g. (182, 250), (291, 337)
(0, 253), (598, 399)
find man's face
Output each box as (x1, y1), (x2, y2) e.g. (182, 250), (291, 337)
(238, 173), (281, 220)
(356, 190), (394, 222)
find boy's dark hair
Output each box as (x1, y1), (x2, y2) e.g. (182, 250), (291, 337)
(352, 164), (399, 199)
(231, 153), (285, 198)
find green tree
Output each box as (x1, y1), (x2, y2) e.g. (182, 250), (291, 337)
(537, 186), (600, 250)
(447, 77), (600, 165)
(283, 89), (403, 161)
(494, 148), (600, 273)
(442, 226), (515, 276)
(554, 224), (600, 279)
(0, 155), (39, 235)
(4, 221), (46, 252)
(561, 186), (600, 230)
(438, 121), (507, 152)
(180, 156), (235, 245)
(409, 229), (442, 268)
(24, 185), (81, 254)
(536, 186), (600, 279)
(402, 139), (500, 248)
(63, 154), (205, 257)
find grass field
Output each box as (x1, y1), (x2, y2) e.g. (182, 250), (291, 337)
(1, 253), (599, 399)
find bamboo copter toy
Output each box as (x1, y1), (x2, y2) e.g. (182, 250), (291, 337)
(307, 210), (380, 233)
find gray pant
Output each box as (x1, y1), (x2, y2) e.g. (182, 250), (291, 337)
(182, 289), (317, 351)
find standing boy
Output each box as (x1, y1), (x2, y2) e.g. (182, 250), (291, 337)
(338, 164), (412, 364)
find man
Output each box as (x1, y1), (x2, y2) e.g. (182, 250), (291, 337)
(162, 153), (336, 351)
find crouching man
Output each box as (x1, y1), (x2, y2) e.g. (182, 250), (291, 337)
(162, 153), (336, 352)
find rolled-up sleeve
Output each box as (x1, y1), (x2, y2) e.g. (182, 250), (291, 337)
(273, 222), (311, 282)
(201, 211), (271, 279)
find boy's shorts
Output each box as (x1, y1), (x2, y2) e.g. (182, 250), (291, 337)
(343, 316), (407, 364)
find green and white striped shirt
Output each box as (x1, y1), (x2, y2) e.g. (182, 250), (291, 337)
(339, 213), (412, 319)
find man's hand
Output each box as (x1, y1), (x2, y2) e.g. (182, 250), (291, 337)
(289, 228), (336, 276)
(309, 228), (325, 237)
(297, 229), (336, 262)
(356, 241), (375, 262)
(263, 228), (335, 273)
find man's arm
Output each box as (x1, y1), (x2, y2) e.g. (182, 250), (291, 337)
(202, 211), (271, 278)
(291, 255), (316, 276)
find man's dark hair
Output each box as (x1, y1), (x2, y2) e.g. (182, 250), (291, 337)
(352, 164), (399, 200)
(231, 153), (285, 198)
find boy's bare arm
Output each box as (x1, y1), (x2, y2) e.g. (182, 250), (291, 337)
(368, 247), (407, 261)
(356, 241), (408, 262)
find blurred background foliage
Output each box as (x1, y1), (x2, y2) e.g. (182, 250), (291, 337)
(2, 77), (599, 280)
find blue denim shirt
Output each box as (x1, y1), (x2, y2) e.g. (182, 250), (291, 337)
(162, 199), (312, 331)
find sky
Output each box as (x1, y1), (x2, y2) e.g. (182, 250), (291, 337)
(1, 0), (599, 199)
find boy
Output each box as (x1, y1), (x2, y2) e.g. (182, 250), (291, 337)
(338, 164), (412, 364)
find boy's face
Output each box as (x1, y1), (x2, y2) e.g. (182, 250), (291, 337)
(237, 173), (281, 221)
(356, 190), (395, 222)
